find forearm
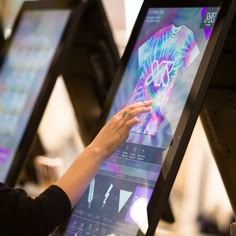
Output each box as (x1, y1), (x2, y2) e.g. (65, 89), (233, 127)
(55, 100), (152, 208)
(55, 144), (105, 208)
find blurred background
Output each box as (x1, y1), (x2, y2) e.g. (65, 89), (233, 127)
(0, 0), (234, 235)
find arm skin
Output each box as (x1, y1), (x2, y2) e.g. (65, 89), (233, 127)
(0, 100), (152, 236)
(55, 100), (152, 207)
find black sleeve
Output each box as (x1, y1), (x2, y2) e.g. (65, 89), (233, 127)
(0, 183), (71, 236)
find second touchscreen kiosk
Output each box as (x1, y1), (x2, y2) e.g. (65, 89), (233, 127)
(0, 7), (72, 184)
(0, 0), (91, 186)
(58, 0), (236, 235)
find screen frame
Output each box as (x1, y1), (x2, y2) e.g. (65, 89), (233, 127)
(2, 0), (87, 186)
(95, 0), (236, 235)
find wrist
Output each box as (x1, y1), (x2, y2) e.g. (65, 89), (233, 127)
(85, 144), (107, 162)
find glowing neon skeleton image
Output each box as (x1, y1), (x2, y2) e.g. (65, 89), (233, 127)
(130, 24), (200, 136)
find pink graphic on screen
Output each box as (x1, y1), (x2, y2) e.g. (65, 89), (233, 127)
(202, 7), (213, 40)
(130, 24), (200, 136)
(0, 148), (10, 163)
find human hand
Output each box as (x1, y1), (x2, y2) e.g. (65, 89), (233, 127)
(87, 100), (152, 161)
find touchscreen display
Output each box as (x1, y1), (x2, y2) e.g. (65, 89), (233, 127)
(0, 10), (70, 182)
(62, 7), (220, 236)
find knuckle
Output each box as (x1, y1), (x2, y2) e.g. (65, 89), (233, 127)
(113, 116), (119, 122)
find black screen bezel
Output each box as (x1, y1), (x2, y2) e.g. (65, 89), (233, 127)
(2, 0), (86, 186)
(94, 0), (236, 235)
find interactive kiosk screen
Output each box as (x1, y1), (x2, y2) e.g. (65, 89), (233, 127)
(0, 2), (76, 185)
(56, 0), (236, 235)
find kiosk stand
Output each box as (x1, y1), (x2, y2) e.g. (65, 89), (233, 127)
(62, 0), (120, 146)
(0, 0), (119, 186)
(53, 0), (236, 235)
(200, 13), (236, 226)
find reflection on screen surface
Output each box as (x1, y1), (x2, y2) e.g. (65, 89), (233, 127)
(63, 7), (220, 236)
(0, 10), (70, 182)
